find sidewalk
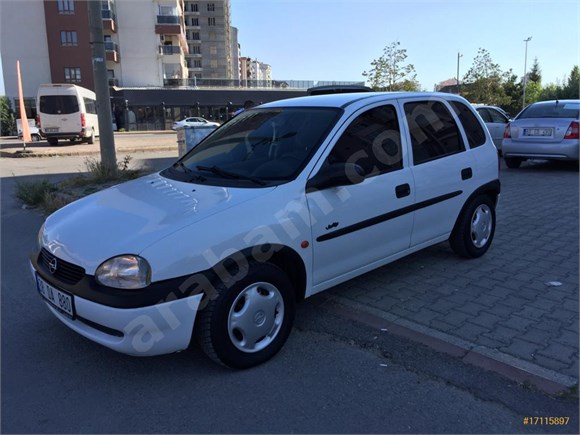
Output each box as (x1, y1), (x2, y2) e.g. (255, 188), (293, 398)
(0, 131), (177, 158)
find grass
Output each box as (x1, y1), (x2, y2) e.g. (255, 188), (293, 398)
(15, 155), (147, 215)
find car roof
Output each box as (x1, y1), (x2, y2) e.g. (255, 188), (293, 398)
(261, 92), (466, 109)
(528, 99), (580, 106)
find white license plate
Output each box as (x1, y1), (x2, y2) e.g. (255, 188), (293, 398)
(44, 128), (59, 133)
(523, 128), (552, 137)
(36, 274), (75, 318)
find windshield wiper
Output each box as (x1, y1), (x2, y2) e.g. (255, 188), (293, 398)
(173, 161), (192, 173)
(196, 165), (267, 186)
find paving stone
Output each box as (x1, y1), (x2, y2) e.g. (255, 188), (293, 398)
(560, 358), (579, 380)
(530, 354), (571, 372)
(498, 295), (532, 309)
(456, 302), (488, 316)
(482, 326), (521, 345)
(498, 315), (537, 332)
(515, 306), (550, 321)
(429, 319), (457, 333)
(500, 338), (542, 362)
(554, 329), (580, 347)
(425, 299), (461, 314)
(453, 322), (489, 341)
(536, 343), (577, 365)
(469, 311), (504, 329)
(373, 295), (400, 310)
(439, 310), (472, 327)
(544, 308), (577, 324)
(518, 327), (556, 346)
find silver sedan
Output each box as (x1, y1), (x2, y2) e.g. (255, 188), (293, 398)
(502, 100), (579, 168)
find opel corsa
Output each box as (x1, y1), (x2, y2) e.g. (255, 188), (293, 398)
(31, 92), (500, 368)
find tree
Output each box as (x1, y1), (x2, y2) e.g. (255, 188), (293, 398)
(502, 71), (523, 116)
(0, 96), (16, 136)
(563, 65), (580, 99)
(362, 42), (419, 91)
(462, 48), (509, 106)
(528, 57), (542, 83)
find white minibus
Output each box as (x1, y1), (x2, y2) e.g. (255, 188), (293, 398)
(36, 84), (99, 145)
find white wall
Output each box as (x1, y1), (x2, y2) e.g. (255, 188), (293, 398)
(116, 0), (163, 87)
(0, 0), (51, 101)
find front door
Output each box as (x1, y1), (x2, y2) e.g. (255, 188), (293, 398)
(307, 103), (415, 287)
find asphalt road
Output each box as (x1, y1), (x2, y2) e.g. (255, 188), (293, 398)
(1, 152), (578, 434)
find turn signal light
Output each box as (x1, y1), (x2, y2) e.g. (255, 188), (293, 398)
(564, 121), (579, 140)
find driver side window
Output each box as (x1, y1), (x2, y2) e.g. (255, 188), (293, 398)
(327, 105), (403, 177)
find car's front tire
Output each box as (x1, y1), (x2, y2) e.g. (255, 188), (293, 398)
(196, 260), (295, 369)
(504, 157), (523, 168)
(450, 195), (496, 258)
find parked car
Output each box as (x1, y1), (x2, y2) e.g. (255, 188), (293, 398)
(172, 117), (220, 130)
(502, 99), (579, 168)
(472, 105), (511, 153)
(31, 92), (500, 369)
(18, 125), (42, 142)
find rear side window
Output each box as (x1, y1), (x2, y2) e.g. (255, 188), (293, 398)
(39, 95), (79, 114)
(404, 101), (465, 164)
(450, 101), (486, 149)
(83, 97), (97, 114)
(327, 105), (403, 176)
(518, 102), (580, 119)
(488, 108), (509, 123)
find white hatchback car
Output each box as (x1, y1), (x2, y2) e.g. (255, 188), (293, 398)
(31, 92), (500, 368)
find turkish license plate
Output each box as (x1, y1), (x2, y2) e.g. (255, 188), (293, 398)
(523, 128), (552, 137)
(44, 128), (59, 133)
(36, 274), (75, 318)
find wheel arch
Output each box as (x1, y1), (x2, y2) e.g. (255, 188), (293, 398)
(452, 179), (500, 234)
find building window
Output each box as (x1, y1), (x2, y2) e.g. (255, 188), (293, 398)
(192, 3), (198, 12)
(209, 32), (216, 40)
(208, 17), (216, 26)
(60, 31), (77, 46)
(57, 0), (74, 14)
(207, 3), (215, 11)
(190, 45), (201, 54)
(209, 46), (217, 55)
(64, 67), (81, 83)
(191, 31), (200, 40)
(210, 60), (217, 68)
(193, 60), (202, 68)
(191, 17), (199, 26)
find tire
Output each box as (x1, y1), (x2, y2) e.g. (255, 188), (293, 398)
(450, 195), (496, 258)
(31, 134), (40, 142)
(47, 138), (58, 146)
(87, 130), (95, 144)
(504, 157), (522, 169)
(196, 260), (295, 369)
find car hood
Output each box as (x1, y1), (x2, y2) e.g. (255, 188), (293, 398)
(41, 173), (275, 273)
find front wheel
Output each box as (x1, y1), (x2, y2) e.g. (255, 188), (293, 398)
(196, 261), (295, 369)
(450, 195), (496, 258)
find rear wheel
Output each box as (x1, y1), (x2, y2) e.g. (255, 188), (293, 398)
(196, 260), (295, 369)
(86, 130), (95, 144)
(504, 157), (523, 168)
(450, 195), (496, 258)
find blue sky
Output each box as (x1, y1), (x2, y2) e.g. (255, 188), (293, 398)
(231, 0), (580, 90)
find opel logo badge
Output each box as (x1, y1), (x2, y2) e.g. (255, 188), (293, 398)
(48, 258), (58, 274)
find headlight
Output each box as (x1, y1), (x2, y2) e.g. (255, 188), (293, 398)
(38, 223), (45, 250)
(95, 255), (151, 289)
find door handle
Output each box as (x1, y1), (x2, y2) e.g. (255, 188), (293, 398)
(395, 183), (411, 198)
(461, 168), (473, 180)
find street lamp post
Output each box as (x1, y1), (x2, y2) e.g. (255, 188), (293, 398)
(522, 36), (532, 109)
(456, 52), (463, 95)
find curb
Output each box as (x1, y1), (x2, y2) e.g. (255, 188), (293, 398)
(319, 294), (578, 395)
(0, 146), (177, 158)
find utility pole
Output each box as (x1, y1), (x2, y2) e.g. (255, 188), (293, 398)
(456, 52), (463, 95)
(522, 36), (532, 110)
(87, 0), (117, 171)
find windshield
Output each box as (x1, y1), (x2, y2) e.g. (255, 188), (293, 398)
(518, 101), (580, 119)
(162, 107), (342, 187)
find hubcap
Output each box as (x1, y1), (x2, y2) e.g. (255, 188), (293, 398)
(471, 204), (493, 248)
(227, 282), (284, 353)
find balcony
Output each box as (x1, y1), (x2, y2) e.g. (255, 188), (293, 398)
(101, 9), (117, 32)
(159, 45), (181, 55)
(105, 41), (119, 63)
(155, 15), (184, 41)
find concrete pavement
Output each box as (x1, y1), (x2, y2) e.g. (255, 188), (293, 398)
(0, 149), (578, 394)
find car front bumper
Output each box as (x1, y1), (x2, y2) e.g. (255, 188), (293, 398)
(30, 262), (203, 356)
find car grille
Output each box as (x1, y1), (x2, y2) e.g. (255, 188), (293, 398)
(39, 248), (85, 285)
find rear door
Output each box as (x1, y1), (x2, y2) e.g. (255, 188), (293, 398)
(400, 97), (477, 247)
(39, 94), (81, 134)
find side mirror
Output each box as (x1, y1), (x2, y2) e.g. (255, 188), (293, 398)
(306, 162), (366, 192)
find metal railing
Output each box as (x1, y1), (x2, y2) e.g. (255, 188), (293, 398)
(101, 9), (116, 21)
(162, 78), (366, 89)
(159, 45), (181, 55)
(157, 15), (180, 25)
(104, 41), (119, 52)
